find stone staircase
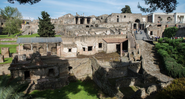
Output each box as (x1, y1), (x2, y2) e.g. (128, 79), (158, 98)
(137, 40), (173, 82)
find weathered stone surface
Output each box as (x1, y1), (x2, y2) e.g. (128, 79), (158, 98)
(1, 47), (9, 58)
(0, 55), (4, 63)
(18, 54), (27, 61)
(146, 85), (158, 95)
(134, 88), (147, 99)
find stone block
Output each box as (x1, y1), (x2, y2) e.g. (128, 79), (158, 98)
(0, 55), (4, 63)
(146, 85), (157, 95)
(1, 47), (10, 58)
(18, 54), (27, 61)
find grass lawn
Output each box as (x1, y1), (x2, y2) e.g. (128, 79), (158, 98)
(0, 34), (61, 38)
(0, 44), (18, 54)
(30, 80), (99, 99)
(0, 57), (13, 64)
(0, 41), (16, 42)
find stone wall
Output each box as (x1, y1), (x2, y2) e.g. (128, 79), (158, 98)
(0, 63), (11, 75)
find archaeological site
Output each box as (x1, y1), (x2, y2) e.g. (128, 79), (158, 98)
(1, 12), (185, 98)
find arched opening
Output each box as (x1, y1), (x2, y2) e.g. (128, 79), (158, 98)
(68, 66), (73, 71)
(80, 18), (84, 24)
(86, 25), (89, 28)
(48, 68), (55, 77)
(117, 15), (119, 22)
(39, 47), (44, 54)
(23, 44), (31, 50)
(87, 18), (90, 24)
(135, 19), (140, 23)
(134, 24), (137, 29)
(158, 16), (162, 23)
(76, 17), (78, 24)
(167, 17), (172, 23)
(150, 31), (153, 35)
(91, 25), (94, 27)
(24, 71), (30, 79)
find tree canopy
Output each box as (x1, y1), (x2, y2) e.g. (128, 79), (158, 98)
(0, 6), (22, 36)
(138, 0), (178, 13)
(7, 0), (40, 4)
(163, 27), (178, 38)
(0, 6), (22, 20)
(38, 11), (55, 37)
(121, 5), (132, 13)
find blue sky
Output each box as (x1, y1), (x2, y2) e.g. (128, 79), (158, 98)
(0, 0), (185, 20)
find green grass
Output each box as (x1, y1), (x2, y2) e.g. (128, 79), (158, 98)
(0, 57), (13, 64)
(30, 80), (99, 99)
(0, 44), (18, 54)
(0, 34), (61, 38)
(0, 41), (16, 42)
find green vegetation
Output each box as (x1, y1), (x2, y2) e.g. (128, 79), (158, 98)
(138, 0), (178, 13)
(0, 75), (28, 99)
(163, 27), (178, 38)
(0, 6), (22, 36)
(0, 57), (13, 64)
(31, 80), (100, 99)
(157, 78), (185, 99)
(121, 5), (132, 13)
(155, 37), (185, 78)
(0, 33), (61, 38)
(0, 45), (18, 54)
(38, 11), (55, 37)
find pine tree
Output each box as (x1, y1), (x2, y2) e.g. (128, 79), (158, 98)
(38, 11), (55, 37)
(121, 5), (132, 13)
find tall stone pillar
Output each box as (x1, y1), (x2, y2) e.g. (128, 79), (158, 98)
(74, 18), (76, 24)
(31, 44), (33, 50)
(78, 18), (81, 24)
(120, 42), (122, 57)
(90, 18), (92, 24)
(84, 18), (87, 24)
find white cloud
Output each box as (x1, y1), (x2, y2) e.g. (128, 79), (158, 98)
(23, 16), (35, 21)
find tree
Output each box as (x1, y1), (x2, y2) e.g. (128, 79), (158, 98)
(138, 0), (178, 13)
(0, 6), (22, 20)
(163, 27), (178, 38)
(0, 6), (22, 36)
(0, 75), (28, 99)
(7, 0), (40, 4)
(38, 11), (55, 37)
(121, 5), (132, 13)
(3, 18), (22, 36)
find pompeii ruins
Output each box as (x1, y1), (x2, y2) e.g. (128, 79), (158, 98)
(1, 12), (185, 98)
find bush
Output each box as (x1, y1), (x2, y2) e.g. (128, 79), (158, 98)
(163, 27), (178, 38)
(156, 78), (185, 99)
(158, 38), (163, 43)
(155, 43), (161, 49)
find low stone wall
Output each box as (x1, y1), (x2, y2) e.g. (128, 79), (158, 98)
(0, 63), (11, 75)
(0, 38), (17, 41)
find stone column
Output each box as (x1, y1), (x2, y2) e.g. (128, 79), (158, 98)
(84, 18), (87, 24)
(78, 18), (81, 24)
(47, 44), (48, 52)
(31, 44), (33, 50)
(90, 18), (92, 24)
(120, 42), (122, 57)
(74, 18), (76, 24)
(19, 44), (20, 55)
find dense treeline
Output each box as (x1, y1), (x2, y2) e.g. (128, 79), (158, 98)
(155, 37), (185, 78)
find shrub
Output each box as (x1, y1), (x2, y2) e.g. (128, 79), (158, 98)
(158, 38), (163, 43)
(163, 27), (178, 38)
(156, 78), (185, 99)
(155, 43), (161, 49)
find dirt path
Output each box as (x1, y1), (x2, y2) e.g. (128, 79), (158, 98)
(137, 40), (173, 82)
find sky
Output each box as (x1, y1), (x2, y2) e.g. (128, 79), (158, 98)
(0, 0), (185, 20)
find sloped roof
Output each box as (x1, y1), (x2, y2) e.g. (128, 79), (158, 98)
(103, 38), (127, 43)
(17, 37), (62, 44)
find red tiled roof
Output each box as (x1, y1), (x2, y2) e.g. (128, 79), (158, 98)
(103, 38), (128, 43)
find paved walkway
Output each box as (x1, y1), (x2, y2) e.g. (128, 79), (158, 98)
(137, 40), (173, 82)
